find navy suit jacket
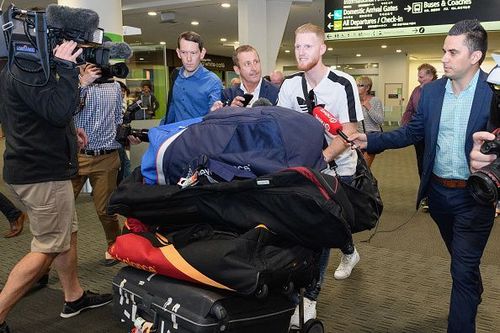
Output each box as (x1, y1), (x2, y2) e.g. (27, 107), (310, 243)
(367, 70), (492, 208)
(221, 79), (279, 106)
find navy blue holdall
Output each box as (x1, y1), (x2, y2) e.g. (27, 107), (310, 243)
(113, 266), (295, 333)
(143, 106), (327, 185)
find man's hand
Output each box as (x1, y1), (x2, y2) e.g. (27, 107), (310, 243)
(348, 132), (368, 149)
(76, 128), (88, 149)
(79, 64), (102, 87)
(53, 40), (82, 63)
(470, 131), (497, 173)
(128, 135), (142, 145)
(230, 95), (246, 107)
(210, 100), (224, 112)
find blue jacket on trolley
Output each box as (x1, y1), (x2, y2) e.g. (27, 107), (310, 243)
(221, 79), (279, 106)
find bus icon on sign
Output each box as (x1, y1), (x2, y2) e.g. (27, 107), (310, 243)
(412, 2), (423, 13)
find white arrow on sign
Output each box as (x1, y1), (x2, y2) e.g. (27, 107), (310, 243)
(327, 22), (334, 29)
(328, 12), (333, 19)
(405, 5), (411, 12)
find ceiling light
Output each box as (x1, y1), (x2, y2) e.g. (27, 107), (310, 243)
(396, 49), (402, 53)
(220, 38), (227, 42)
(191, 21), (199, 26)
(160, 41), (166, 45)
(327, 47), (333, 51)
(372, 64), (378, 68)
(147, 11), (157, 16)
(381, 45), (388, 49)
(139, 57), (145, 61)
(356, 53), (361, 57)
(284, 50), (290, 53)
(221, 3), (231, 8)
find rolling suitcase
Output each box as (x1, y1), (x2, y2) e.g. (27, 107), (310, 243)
(113, 266), (295, 333)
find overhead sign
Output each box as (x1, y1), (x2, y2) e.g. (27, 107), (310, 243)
(325, 0), (500, 40)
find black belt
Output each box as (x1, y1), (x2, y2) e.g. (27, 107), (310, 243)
(80, 149), (117, 156)
(431, 174), (467, 189)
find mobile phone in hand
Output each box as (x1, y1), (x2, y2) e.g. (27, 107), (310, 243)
(242, 93), (254, 107)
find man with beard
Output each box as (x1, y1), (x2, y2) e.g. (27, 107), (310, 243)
(214, 45), (278, 108)
(277, 23), (363, 328)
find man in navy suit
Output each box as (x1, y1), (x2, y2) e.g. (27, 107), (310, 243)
(212, 45), (279, 110)
(351, 20), (493, 333)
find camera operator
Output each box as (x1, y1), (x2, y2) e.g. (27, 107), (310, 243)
(470, 131), (497, 172)
(71, 63), (123, 267)
(0, 41), (112, 332)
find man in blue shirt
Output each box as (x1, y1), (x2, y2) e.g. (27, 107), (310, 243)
(161, 31), (222, 124)
(350, 20), (493, 333)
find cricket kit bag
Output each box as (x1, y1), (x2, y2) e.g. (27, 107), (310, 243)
(108, 166), (355, 249)
(109, 223), (319, 297)
(113, 266), (295, 333)
(141, 117), (203, 185)
(140, 106), (328, 185)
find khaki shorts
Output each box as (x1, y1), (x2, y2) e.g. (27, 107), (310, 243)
(9, 180), (78, 253)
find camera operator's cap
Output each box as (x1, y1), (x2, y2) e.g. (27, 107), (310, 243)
(487, 53), (500, 87)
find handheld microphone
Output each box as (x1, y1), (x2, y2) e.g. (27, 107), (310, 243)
(46, 5), (99, 35)
(251, 97), (272, 107)
(105, 42), (133, 59)
(312, 105), (352, 144)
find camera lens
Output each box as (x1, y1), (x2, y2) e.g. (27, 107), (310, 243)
(467, 172), (498, 204)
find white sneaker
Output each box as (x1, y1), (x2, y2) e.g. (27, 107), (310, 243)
(289, 297), (317, 329)
(334, 248), (360, 280)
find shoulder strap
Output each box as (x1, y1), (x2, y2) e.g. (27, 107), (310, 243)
(301, 74), (314, 114)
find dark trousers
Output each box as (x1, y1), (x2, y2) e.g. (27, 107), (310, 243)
(0, 192), (21, 223)
(428, 181), (495, 333)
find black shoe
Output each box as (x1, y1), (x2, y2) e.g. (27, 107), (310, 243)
(60, 291), (112, 318)
(0, 322), (10, 333)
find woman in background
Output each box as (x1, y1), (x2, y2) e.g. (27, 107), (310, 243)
(357, 76), (384, 167)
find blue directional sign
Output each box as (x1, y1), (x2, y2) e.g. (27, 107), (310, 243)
(324, 0), (500, 40)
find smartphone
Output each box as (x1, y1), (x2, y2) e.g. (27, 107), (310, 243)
(241, 93), (254, 107)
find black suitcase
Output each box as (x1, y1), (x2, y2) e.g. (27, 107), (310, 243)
(113, 266), (295, 333)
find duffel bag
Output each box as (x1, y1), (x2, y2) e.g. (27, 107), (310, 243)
(109, 224), (319, 297)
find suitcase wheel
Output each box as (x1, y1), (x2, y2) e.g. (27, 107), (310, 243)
(254, 284), (269, 299)
(282, 281), (294, 296)
(303, 319), (324, 333)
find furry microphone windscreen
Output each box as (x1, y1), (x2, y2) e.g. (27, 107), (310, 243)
(104, 42), (133, 59)
(46, 4), (99, 34)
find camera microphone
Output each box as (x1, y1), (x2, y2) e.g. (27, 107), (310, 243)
(252, 97), (272, 107)
(312, 105), (352, 144)
(46, 4), (99, 35)
(105, 42), (133, 59)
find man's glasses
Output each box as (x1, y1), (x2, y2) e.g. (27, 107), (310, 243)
(357, 84), (365, 87)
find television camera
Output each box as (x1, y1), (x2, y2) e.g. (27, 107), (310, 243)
(0, 4), (130, 86)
